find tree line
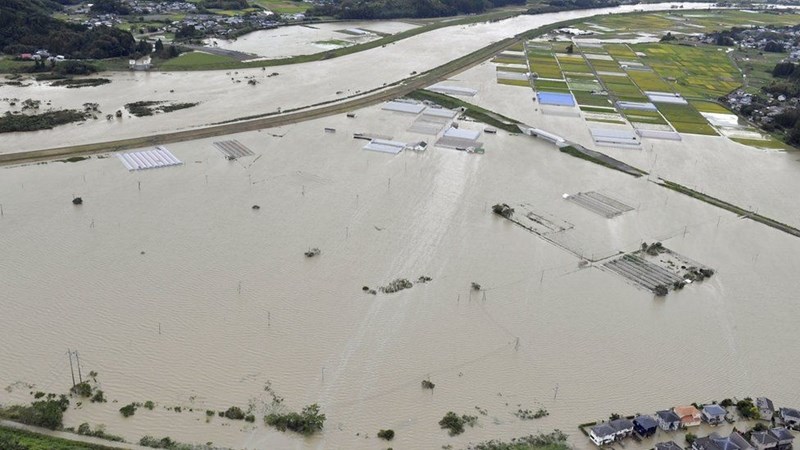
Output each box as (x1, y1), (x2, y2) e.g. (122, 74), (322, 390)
(1, 0), (136, 59)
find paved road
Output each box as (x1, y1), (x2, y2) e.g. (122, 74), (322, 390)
(0, 419), (149, 449)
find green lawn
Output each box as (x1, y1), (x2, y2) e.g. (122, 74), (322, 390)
(157, 51), (240, 70)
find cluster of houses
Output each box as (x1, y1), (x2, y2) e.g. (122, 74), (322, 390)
(588, 398), (800, 449)
(18, 49), (65, 63)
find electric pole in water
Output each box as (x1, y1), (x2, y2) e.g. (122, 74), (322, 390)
(75, 350), (83, 383)
(67, 349), (76, 388)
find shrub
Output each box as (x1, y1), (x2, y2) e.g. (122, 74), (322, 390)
(206, 410), (215, 417)
(377, 429), (395, 440)
(265, 403), (326, 435)
(139, 436), (177, 448)
(12, 397), (69, 430)
(439, 411), (477, 436)
(120, 403), (137, 418)
(421, 379), (435, 390)
(737, 398), (759, 419)
(245, 414), (255, 423)
(224, 406), (245, 420)
(144, 401), (155, 410)
(686, 432), (697, 444)
(720, 398), (734, 407)
(91, 390), (106, 403)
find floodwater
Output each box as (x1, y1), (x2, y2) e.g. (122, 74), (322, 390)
(206, 21), (420, 59)
(4, 3), (800, 449)
(2, 100), (800, 449)
(0, 2), (714, 155)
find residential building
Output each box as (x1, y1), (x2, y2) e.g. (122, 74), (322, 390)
(758, 398), (776, 421)
(780, 408), (800, 429)
(769, 427), (795, 449)
(750, 431), (778, 450)
(675, 405), (702, 428)
(693, 431), (754, 450)
(702, 404), (728, 425)
(657, 442), (685, 450)
(590, 423), (618, 446)
(610, 418), (635, 438)
(634, 415), (659, 437)
(657, 410), (682, 431)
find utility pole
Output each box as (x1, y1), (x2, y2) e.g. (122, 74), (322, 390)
(75, 350), (83, 383)
(67, 349), (76, 388)
(553, 383), (559, 401)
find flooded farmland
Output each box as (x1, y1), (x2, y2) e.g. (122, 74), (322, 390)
(2, 100), (800, 448)
(3, 3), (800, 449)
(206, 21), (420, 59)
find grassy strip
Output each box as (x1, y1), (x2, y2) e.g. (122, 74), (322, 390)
(406, 89), (521, 133)
(559, 145), (645, 177)
(0, 425), (124, 450)
(658, 179), (800, 238)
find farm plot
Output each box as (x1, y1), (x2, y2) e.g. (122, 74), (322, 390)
(657, 103), (718, 135)
(527, 53), (563, 79)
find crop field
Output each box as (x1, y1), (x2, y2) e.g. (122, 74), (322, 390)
(252, 0), (309, 13)
(498, 78), (532, 87)
(657, 103), (718, 135)
(158, 51), (240, 70)
(623, 109), (668, 125)
(689, 100), (730, 114)
(496, 65), (529, 73)
(572, 9), (800, 38)
(535, 79), (570, 92)
(633, 44), (740, 98)
(627, 70), (673, 92)
(527, 53), (563, 79)
(573, 91), (614, 108)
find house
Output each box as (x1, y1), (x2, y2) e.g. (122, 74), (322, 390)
(769, 427), (794, 450)
(589, 419), (634, 446)
(693, 431), (753, 450)
(656, 441), (685, 450)
(590, 423), (618, 446)
(780, 408), (800, 429)
(129, 56), (151, 71)
(634, 415), (659, 437)
(20, 53), (32, 60)
(657, 410), (682, 431)
(610, 418), (635, 438)
(750, 431), (778, 450)
(703, 404), (728, 425)
(757, 398), (776, 421)
(675, 405), (702, 427)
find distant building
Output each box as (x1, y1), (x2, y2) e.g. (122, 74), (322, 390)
(129, 56), (151, 71)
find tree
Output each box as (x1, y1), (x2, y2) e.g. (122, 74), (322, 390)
(686, 433), (697, 444)
(773, 61), (795, 78)
(764, 41), (785, 53)
(154, 38), (164, 54)
(660, 31), (676, 42)
(566, 43), (574, 54)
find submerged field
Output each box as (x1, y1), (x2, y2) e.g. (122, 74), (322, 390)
(3, 4), (800, 450)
